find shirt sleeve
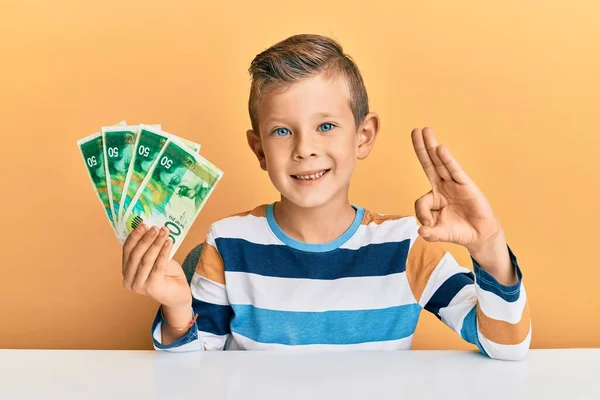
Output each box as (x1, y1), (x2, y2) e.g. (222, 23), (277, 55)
(406, 235), (531, 360)
(151, 224), (233, 352)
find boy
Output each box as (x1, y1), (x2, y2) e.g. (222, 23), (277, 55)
(121, 34), (530, 360)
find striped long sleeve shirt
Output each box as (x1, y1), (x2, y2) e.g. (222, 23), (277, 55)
(151, 203), (531, 360)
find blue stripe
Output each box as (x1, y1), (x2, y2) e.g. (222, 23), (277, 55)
(216, 238), (410, 279)
(460, 307), (488, 357)
(266, 203), (365, 252)
(472, 245), (522, 303)
(230, 304), (421, 345)
(192, 298), (233, 336)
(425, 272), (474, 317)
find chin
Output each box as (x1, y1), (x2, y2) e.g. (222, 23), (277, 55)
(280, 190), (335, 210)
(271, 175), (347, 209)
(291, 198), (330, 209)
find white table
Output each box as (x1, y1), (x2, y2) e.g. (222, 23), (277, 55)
(0, 349), (598, 399)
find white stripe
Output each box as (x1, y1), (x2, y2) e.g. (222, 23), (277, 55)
(340, 216), (418, 250)
(212, 213), (418, 249)
(198, 331), (230, 351)
(438, 284), (477, 334)
(213, 214), (281, 245)
(478, 324), (532, 361)
(152, 323), (204, 352)
(476, 282), (527, 324)
(191, 273), (229, 306)
(224, 271), (418, 312)
(229, 332), (414, 351)
(418, 252), (472, 307)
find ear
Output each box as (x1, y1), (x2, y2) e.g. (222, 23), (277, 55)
(246, 129), (267, 171)
(356, 112), (380, 160)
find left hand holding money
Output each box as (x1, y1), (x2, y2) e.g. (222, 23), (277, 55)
(411, 127), (516, 285)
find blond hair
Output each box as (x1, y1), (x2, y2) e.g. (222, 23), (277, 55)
(248, 34), (369, 133)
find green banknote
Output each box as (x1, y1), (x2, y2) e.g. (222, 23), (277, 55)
(77, 120), (127, 233)
(119, 124), (169, 222)
(118, 137), (223, 256)
(181, 138), (201, 153)
(102, 125), (139, 226)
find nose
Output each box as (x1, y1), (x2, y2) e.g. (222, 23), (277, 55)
(292, 132), (319, 160)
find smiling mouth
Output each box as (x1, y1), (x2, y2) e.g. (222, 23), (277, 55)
(291, 169), (331, 181)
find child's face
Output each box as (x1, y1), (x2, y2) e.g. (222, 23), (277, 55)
(248, 73), (377, 209)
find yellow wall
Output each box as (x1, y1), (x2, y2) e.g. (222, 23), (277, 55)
(1, 1), (598, 350)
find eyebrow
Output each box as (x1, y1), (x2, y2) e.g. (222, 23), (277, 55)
(263, 112), (339, 126)
(314, 112), (339, 119)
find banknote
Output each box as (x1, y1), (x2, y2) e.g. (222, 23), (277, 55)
(119, 124), (169, 223)
(102, 125), (139, 226)
(77, 120), (127, 233)
(181, 138), (201, 153)
(118, 137), (223, 257)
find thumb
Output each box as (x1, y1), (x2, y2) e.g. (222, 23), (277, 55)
(414, 191), (435, 228)
(418, 224), (449, 242)
(415, 191), (450, 242)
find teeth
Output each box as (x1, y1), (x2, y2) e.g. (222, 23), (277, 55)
(295, 170), (327, 180)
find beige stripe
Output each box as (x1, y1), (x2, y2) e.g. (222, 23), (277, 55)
(195, 242), (225, 284)
(477, 301), (531, 345)
(405, 236), (446, 302)
(230, 204), (267, 218)
(360, 210), (410, 226)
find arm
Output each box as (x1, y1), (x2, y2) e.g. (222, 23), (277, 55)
(151, 226), (233, 352)
(408, 127), (531, 360)
(407, 235), (530, 360)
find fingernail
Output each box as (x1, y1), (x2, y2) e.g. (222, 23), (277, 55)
(137, 223), (146, 232)
(159, 227), (167, 237)
(151, 226), (159, 235)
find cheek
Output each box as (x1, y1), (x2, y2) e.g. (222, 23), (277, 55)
(263, 146), (289, 179)
(333, 140), (358, 166)
(264, 147), (283, 168)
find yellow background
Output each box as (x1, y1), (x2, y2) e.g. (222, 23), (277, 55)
(1, 0), (598, 350)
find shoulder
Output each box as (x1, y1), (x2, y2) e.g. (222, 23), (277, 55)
(360, 208), (417, 227)
(358, 207), (445, 258)
(341, 206), (420, 248)
(207, 204), (270, 240)
(359, 207), (420, 238)
(214, 204), (267, 223)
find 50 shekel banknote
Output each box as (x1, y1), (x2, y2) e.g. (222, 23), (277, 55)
(77, 120), (127, 236)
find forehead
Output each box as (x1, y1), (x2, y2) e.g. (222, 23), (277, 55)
(257, 74), (353, 125)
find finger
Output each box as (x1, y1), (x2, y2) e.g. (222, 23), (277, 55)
(414, 191), (435, 228)
(148, 236), (172, 285)
(437, 145), (471, 185)
(422, 127), (452, 181)
(123, 226), (160, 289)
(132, 227), (169, 293)
(122, 223), (148, 271)
(411, 128), (441, 184)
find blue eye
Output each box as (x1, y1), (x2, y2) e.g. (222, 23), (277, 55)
(273, 128), (291, 136)
(318, 123), (335, 132)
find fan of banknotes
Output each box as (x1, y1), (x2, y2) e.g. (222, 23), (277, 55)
(77, 120), (223, 258)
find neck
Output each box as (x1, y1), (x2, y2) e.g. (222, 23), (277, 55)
(273, 193), (357, 244)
